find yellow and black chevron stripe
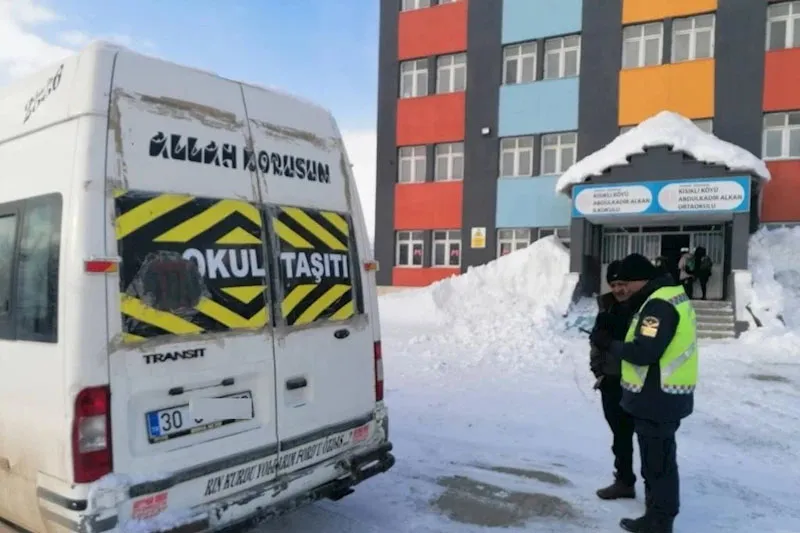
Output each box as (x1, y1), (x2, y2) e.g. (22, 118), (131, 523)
(272, 206), (355, 326)
(115, 190), (269, 342)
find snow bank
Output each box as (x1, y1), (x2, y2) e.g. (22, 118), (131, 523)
(554, 111), (770, 194)
(379, 237), (576, 370)
(747, 225), (800, 330)
(429, 236), (573, 326)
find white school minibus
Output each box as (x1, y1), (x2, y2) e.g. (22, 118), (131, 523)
(0, 41), (393, 533)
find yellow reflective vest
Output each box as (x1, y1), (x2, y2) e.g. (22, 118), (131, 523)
(620, 285), (698, 395)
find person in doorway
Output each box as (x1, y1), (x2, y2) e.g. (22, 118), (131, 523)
(677, 247), (694, 298)
(590, 260), (637, 501)
(589, 253), (698, 533)
(693, 246), (713, 300)
(653, 256), (674, 284)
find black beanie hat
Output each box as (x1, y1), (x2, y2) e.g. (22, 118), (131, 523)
(606, 259), (622, 284)
(618, 253), (657, 282)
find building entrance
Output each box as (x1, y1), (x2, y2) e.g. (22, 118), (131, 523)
(599, 224), (726, 299)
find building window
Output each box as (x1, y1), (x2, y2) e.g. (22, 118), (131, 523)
(434, 142), (464, 181)
(400, 59), (429, 98)
(763, 111), (800, 160)
(401, 0), (431, 11)
(396, 231), (424, 267)
(438, 0), (458, 4)
(432, 230), (461, 267)
(693, 118), (713, 134)
(398, 146), (427, 183)
(767, 1), (800, 50)
(499, 136), (534, 177)
(502, 41), (537, 85)
(541, 132), (578, 175)
(497, 229), (531, 256)
(538, 227), (571, 248)
(672, 14), (715, 62)
(620, 125), (635, 135)
(543, 35), (581, 79)
(436, 53), (467, 93)
(622, 22), (663, 68)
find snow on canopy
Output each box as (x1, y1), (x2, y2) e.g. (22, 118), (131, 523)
(554, 110), (771, 195)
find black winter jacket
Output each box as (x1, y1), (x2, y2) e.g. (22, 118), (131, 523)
(589, 292), (635, 377)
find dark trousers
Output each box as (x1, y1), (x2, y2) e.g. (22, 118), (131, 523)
(698, 276), (709, 299)
(635, 418), (681, 519)
(600, 376), (636, 486)
(681, 277), (694, 299)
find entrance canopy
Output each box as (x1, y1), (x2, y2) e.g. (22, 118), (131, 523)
(555, 110), (771, 196)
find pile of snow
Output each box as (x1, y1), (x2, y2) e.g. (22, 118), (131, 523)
(554, 111), (771, 194)
(380, 237), (576, 368)
(430, 236), (573, 325)
(747, 225), (800, 330)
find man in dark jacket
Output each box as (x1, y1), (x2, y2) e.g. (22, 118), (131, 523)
(590, 254), (698, 533)
(590, 260), (637, 500)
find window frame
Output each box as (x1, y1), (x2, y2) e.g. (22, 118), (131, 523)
(395, 230), (425, 267)
(499, 136), (535, 177)
(540, 131), (578, 175)
(401, 0), (431, 11)
(671, 13), (716, 62)
(766, 1), (800, 51)
(399, 59), (429, 99)
(537, 227), (571, 247)
(398, 145), (427, 183)
(543, 34), (581, 80)
(431, 229), (461, 267)
(0, 193), (62, 344)
(434, 142), (464, 181)
(621, 22), (664, 69)
(497, 229), (531, 257)
(502, 41), (537, 85)
(762, 111), (800, 160)
(436, 53), (467, 94)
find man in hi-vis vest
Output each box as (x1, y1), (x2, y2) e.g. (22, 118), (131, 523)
(590, 253), (697, 533)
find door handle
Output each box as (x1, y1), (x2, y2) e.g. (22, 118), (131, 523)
(334, 328), (350, 339)
(286, 376), (308, 390)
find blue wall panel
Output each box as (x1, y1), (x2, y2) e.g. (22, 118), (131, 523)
(498, 77), (580, 137)
(502, 0), (583, 44)
(496, 176), (572, 228)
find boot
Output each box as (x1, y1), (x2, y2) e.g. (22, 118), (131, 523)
(619, 515), (648, 532)
(596, 476), (636, 500)
(620, 514), (674, 533)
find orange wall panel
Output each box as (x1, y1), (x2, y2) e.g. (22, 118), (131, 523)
(397, 92), (465, 145)
(392, 268), (460, 287)
(622, 0), (717, 23)
(761, 161), (800, 222)
(398, 1), (468, 60)
(764, 49), (800, 111)
(618, 60), (715, 125)
(394, 182), (463, 230)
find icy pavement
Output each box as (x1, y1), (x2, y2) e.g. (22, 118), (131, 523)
(262, 237), (800, 532)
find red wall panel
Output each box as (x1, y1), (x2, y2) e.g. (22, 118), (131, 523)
(396, 93), (465, 146)
(392, 267), (460, 287)
(394, 182), (462, 230)
(761, 161), (800, 222)
(398, 1), (468, 60)
(764, 49), (800, 111)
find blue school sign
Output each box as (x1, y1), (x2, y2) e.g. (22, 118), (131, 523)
(571, 176), (751, 218)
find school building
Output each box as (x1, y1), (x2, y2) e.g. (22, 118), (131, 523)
(374, 0), (800, 299)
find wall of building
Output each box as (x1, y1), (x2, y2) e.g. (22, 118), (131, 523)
(377, 0), (800, 287)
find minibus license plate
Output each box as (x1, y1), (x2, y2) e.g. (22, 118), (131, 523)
(146, 392), (253, 443)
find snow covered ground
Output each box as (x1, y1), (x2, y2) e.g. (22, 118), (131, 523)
(266, 236), (800, 533)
